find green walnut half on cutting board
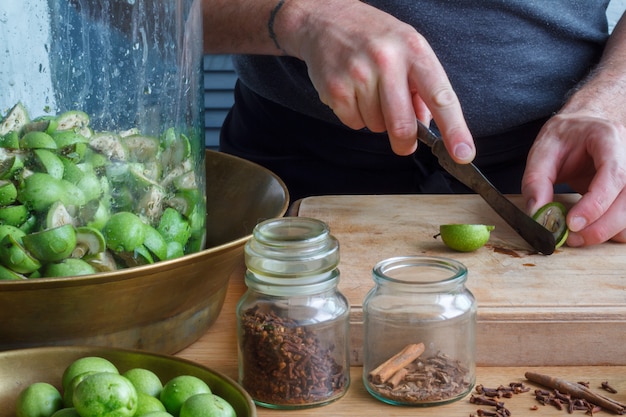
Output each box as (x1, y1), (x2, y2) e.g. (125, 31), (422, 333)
(438, 224), (495, 252)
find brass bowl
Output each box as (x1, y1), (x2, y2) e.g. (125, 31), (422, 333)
(0, 150), (288, 353)
(0, 346), (256, 417)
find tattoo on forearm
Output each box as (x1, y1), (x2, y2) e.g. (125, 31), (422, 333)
(268, 0), (286, 53)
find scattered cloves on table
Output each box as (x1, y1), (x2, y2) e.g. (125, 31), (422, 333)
(526, 372), (626, 415)
(472, 374), (624, 417)
(469, 382), (530, 417)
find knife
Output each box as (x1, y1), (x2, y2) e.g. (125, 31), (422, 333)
(416, 121), (556, 255)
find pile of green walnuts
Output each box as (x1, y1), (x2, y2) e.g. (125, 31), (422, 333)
(0, 103), (206, 279)
(16, 356), (236, 417)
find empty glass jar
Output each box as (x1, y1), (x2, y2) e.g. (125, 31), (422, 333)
(362, 256), (476, 406)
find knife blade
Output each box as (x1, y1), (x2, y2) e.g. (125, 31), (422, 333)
(416, 121), (556, 255)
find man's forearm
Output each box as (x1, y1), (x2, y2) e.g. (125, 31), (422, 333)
(561, 12), (626, 121)
(202, 0), (301, 55)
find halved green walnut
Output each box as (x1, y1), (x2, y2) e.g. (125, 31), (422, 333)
(129, 163), (161, 190)
(160, 128), (191, 171)
(532, 202), (569, 249)
(46, 201), (75, 229)
(0, 234), (41, 274)
(438, 224), (495, 252)
(123, 134), (160, 163)
(72, 226), (106, 258)
(44, 258), (96, 277)
(19, 214), (37, 234)
(60, 157), (87, 184)
(0, 204), (28, 227)
(0, 131), (20, 148)
(134, 245), (154, 265)
(52, 130), (89, 162)
(20, 131), (57, 149)
(33, 149), (64, 179)
(18, 173), (86, 212)
(167, 189), (202, 219)
(168, 189), (206, 242)
(0, 148), (25, 180)
(84, 250), (118, 273)
(18, 173), (66, 211)
(29, 115), (58, 135)
(103, 211), (146, 253)
(89, 131), (127, 161)
(165, 240), (185, 260)
(172, 170), (198, 191)
(157, 207), (191, 248)
(143, 224), (168, 261)
(0, 264), (26, 280)
(135, 184), (166, 226)
(55, 110), (90, 134)
(78, 199), (111, 231)
(52, 130), (89, 148)
(0, 224), (25, 243)
(0, 102), (29, 136)
(75, 171), (103, 202)
(22, 224), (77, 263)
(0, 180), (18, 206)
(110, 185), (133, 212)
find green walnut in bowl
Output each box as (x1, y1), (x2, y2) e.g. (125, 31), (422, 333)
(0, 346), (256, 417)
(0, 149), (289, 353)
(0, 103), (209, 278)
(0, 102), (289, 353)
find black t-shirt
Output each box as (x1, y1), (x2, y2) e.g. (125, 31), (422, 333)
(223, 1), (611, 199)
(233, 1), (610, 138)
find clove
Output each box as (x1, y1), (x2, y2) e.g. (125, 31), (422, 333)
(601, 381), (618, 394)
(470, 395), (500, 407)
(470, 382), (525, 417)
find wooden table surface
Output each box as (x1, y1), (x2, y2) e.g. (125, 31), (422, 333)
(178, 194), (626, 415)
(177, 262), (626, 416)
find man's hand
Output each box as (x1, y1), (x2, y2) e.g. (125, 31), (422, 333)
(522, 9), (626, 248)
(522, 114), (626, 246)
(283, 0), (475, 161)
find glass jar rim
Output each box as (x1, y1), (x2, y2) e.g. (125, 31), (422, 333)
(372, 255), (467, 288)
(245, 217), (340, 277)
(252, 217), (330, 246)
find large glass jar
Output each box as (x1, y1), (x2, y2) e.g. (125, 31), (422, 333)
(362, 256), (476, 406)
(0, 1), (205, 277)
(237, 217), (350, 409)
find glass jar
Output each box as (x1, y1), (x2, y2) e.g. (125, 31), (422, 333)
(362, 256), (476, 406)
(0, 1), (206, 275)
(237, 217), (350, 409)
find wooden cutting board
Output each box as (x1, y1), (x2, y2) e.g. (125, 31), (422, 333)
(292, 194), (626, 367)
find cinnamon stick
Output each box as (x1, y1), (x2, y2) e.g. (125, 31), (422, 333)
(387, 367), (408, 389)
(525, 372), (626, 415)
(368, 342), (425, 384)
